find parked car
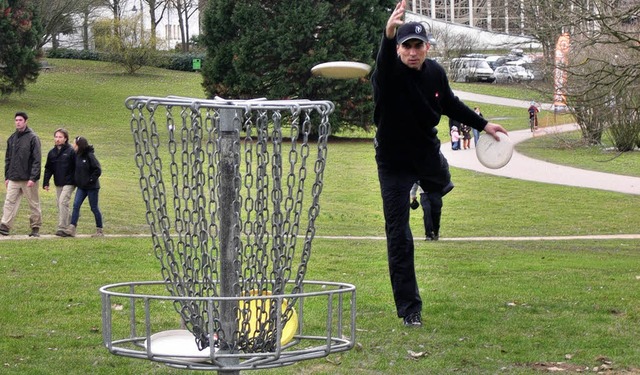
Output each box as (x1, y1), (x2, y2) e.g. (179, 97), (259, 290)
(506, 59), (546, 80)
(450, 58), (495, 83)
(485, 55), (508, 70)
(493, 65), (534, 83)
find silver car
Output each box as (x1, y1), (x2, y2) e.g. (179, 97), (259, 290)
(450, 58), (496, 83)
(493, 65), (534, 83)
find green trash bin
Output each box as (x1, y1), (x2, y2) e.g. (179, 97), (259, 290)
(192, 58), (201, 71)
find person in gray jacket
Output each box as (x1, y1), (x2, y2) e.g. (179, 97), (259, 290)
(0, 112), (42, 237)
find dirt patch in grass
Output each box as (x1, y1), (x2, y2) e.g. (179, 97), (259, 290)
(518, 357), (640, 373)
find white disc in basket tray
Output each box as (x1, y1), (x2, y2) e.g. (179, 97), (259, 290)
(145, 329), (214, 362)
(311, 61), (371, 79)
(475, 132), (514, 169)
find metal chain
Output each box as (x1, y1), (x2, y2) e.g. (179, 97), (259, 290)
(127, 97), (333, 354)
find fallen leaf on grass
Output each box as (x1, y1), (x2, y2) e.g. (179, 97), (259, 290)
(111, 304), (123, 311)
(407, 350), (429, 360)
(595, 355), (612, 365)
(325, 355), (342, 365)
(528, 362), (589, 372)
(546, 366), (566, 372)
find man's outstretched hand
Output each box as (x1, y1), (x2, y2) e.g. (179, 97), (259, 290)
(386, 0), (406, 39)
(484, 123), (508, 141)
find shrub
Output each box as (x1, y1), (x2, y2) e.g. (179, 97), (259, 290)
(157, 53), (205, 71)
(45, 48), (203, 73)
(46, 48), (107, 61)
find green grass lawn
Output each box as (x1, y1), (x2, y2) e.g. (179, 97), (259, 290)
(1, 238), (639, 374)
(516, 130), (640, 178)
(0, 59), (639, 374)
(450, 81), (549, 104)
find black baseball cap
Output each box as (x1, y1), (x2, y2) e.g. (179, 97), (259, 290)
(396, 22), (429, 44)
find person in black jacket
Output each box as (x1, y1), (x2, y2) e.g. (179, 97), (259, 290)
(64, 136), (103, 237)
(372, 0), (508, 327)
(43, 128), (76, 237)
(0, 112), (42, 237)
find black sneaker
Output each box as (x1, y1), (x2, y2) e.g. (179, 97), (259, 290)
(425, 232), (439, 241)
(0, 224), (9, 236)
(28, 228), (40, 237)
(403, 312), (422, 327)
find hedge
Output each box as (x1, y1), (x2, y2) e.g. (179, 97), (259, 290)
(45, 48), (205, 72)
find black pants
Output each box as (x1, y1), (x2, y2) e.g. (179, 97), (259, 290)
(419, 191), (443, 237)
(377, 169), (421, 318)
(376, 156), (453, 318)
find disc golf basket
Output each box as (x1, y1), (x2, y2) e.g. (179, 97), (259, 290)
(99, 96), (356, 372)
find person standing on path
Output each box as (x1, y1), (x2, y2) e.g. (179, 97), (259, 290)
(528, 101), (539, 130)
(461, 123), (472, 149)
(371, 0), (507, 327)
(450, 125), (461, 150)
(64, 136), (103, 237)
(43, 128), (76, 237)
(473, 107), (483, 145)
(0, 112), (42, 237)
(410, 183), (442, 241)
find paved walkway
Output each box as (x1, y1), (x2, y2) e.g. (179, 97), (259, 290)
(454, 90), (556, 110)
(448, 91), (640, 196)
(442, 124), (640, 195)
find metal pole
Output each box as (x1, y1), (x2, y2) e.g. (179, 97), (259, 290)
(218, 108), (240, 375)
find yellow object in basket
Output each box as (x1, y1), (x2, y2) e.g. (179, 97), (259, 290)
(240, 290), (298, 346)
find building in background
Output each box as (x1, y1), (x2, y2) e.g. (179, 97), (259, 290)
(408, 0), (530, 35)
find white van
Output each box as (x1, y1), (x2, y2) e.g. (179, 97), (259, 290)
(450, 58), (495, 83)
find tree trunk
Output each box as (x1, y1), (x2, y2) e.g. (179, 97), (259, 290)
(83, 9), (90, 50)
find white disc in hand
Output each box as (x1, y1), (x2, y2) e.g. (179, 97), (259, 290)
(475, 132), (514, 169)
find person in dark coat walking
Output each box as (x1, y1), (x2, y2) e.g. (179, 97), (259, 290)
(64, 136), (103, 237)
(0, 112), (42, 237)
(43, 128), (76, 236)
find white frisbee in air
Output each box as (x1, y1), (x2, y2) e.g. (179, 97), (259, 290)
(475, 132), (514, 169)
(311, 61), (371, 79)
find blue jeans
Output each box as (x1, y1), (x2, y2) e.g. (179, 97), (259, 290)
(70, 188), (103, 228)
(473, 128), (480, 146)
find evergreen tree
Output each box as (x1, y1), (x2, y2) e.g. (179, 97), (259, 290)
(201, 0), (390, 131)
(0, 0), (42, 97)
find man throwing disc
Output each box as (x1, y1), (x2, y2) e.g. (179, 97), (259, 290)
(371, 0), (507, 327)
